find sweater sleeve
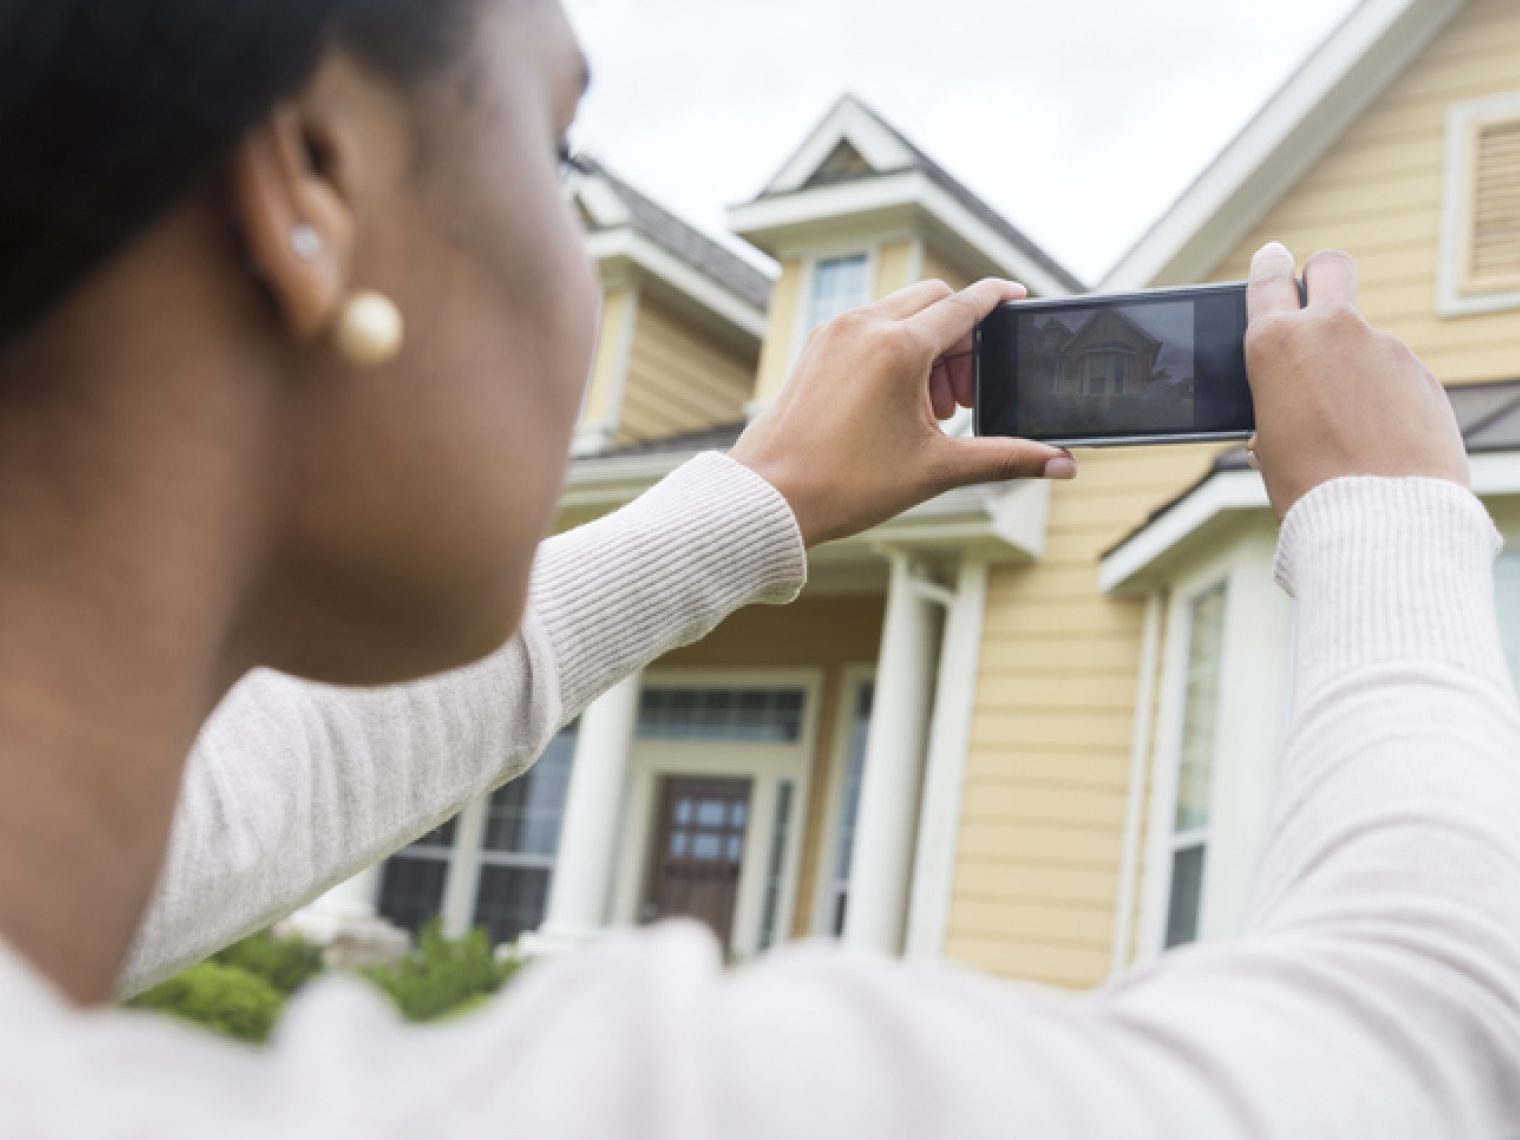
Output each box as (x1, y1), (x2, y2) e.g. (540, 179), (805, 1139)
(11, 476), (1520, 1138)
(116, 453), (806, 996)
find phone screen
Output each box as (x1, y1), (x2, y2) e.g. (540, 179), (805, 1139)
(975, 284), (1255, 447)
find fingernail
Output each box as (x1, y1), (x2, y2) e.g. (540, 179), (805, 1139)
(1261, 241), (1291, 259)
(1044, 457), (1078, 480)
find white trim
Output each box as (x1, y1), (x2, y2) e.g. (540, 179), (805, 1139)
(584, 229), (768, 340)
(766, 96), (918, 195)
(562, 459), (1051, 564)
(1439, 91), (1520, 318)
(1102, 0), (1468, 290)
(1472, 452), (1520, 496)
(568, 172), (632, 229)
(1134, 528), (1293, 962)
(439, 799), (489, 939)
(810, 664), (878, 936)
(904, 557), (990, 962)
(729, 171), (1075, 298)
(1099, 470), (1269, 595)
(607, 669), (823, 960)
(1110, 590), (1165, 975)
(1102, 452), (1520, 597)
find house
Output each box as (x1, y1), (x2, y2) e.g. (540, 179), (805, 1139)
(296, 0), (1520, 990)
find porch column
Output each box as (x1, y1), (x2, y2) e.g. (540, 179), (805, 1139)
(522, 672), (643, 956)
(905, 558), (989, 962)
(844, 553), (940, 954)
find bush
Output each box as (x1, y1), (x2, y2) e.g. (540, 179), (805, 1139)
(362, 919), (518, 1023)
(212, 929), (326, 996)
(126, 962), (285, 1044)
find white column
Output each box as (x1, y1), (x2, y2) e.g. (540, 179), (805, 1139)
(440, 799), (489, 939)
(904, 558), (988, 962)
(522, 672), (642, 956)
(844, 554), (940, 954)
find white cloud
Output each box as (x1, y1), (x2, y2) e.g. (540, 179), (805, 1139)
(563, 0), (1362, 284)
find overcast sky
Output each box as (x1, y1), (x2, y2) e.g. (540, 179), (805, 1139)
(561, 0), (1364, 285)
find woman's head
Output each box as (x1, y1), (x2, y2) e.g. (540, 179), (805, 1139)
(0, 0), (598, 684)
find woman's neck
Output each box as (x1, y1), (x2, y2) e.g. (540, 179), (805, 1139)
(0, 313), (268, 1003)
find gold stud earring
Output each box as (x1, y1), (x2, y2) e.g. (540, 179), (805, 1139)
(332, 290), (405, 368)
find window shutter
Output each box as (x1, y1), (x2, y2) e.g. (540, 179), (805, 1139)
(1463, 116), (1520, 295)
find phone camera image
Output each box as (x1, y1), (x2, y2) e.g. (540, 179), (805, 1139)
(975, 283), (1255, 447)
(1018, 302), (1195, 437)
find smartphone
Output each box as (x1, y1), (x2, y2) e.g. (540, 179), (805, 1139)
(974, 282), (1270, 448)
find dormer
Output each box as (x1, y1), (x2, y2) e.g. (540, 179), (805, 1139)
(567, 161), (773, 454)
(728, 95), (1084, 409)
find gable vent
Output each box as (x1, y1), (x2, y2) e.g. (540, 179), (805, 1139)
(1468, 118), (1520, 292)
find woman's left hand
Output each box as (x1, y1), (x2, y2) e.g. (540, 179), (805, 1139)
(730, 278), (1077, 548)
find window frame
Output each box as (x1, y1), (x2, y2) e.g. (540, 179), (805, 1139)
(1439, 90), (1520, 318)
(1133, 523), (1294, 963)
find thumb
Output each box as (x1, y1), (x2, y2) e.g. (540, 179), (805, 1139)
(936, 436), (1077, 489)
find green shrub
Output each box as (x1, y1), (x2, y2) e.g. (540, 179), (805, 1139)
(362, 920), (517, 1023)
(126, 962), (285, 1044)
(212, 929), (326, 996)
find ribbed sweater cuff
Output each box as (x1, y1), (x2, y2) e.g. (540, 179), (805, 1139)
(1274, 477), (1506, 695)
(533, 452), (808, 715)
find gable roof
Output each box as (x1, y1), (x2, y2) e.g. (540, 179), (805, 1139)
(569, 158), (773, 336)
(729, 95), (1085, 296)
(1101, 0), (1470, 290)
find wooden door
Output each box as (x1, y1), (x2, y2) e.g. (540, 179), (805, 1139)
(642, 776), (753, 952)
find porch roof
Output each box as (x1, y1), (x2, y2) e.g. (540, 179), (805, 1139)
(563, 424), (1052, 565)
(1099, 378), (1520, 596)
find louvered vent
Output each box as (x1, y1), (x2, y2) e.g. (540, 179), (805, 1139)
(1467, 118), (1520, 292)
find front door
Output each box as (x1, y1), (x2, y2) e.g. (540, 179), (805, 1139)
(642, 776), (753, 952)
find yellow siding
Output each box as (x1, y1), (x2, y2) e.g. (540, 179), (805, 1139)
(618, 296), (755, 445)
(874, 239), (916, 299)
(949, 445), (1218, 988)
(659, 594), (885, 941)
(950, 0), (1520, 991)
(579, 287), (635, 428)
(1206, 0), (1520, 385)
(920, 246), (977, 292)
(753, 259), (806, 405)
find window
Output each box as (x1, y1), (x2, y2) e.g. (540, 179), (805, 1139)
(472, 727), (578, 946)
(1164, 585), (1228, 948)
(1497, 552), (1520, 687)
(805, 255), (872, 332)
(1079, 352), (1131, 396)
(637, 687), (806, 743)
(827, 681), (874, 935)
(1440, 92), (1520, 316)
(377, 724), (579, 946)
(375, 818), (456, 937)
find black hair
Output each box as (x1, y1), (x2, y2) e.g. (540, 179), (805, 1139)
(0, 1), (475, 346)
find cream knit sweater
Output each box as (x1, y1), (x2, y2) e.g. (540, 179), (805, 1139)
(2, 454), (1519, 1139)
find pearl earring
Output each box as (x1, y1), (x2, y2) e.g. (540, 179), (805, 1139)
(291, 225), (322, 261)
(332, 290), (405, 368)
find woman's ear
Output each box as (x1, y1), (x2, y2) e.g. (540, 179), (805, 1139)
(228, 106), (355, 341)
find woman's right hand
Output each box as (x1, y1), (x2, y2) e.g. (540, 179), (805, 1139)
(1244, 243), (1470, 521)
(730, 278), (1076, 548)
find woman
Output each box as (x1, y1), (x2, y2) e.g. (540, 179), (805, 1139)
(2, 2), (1517, 1136)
